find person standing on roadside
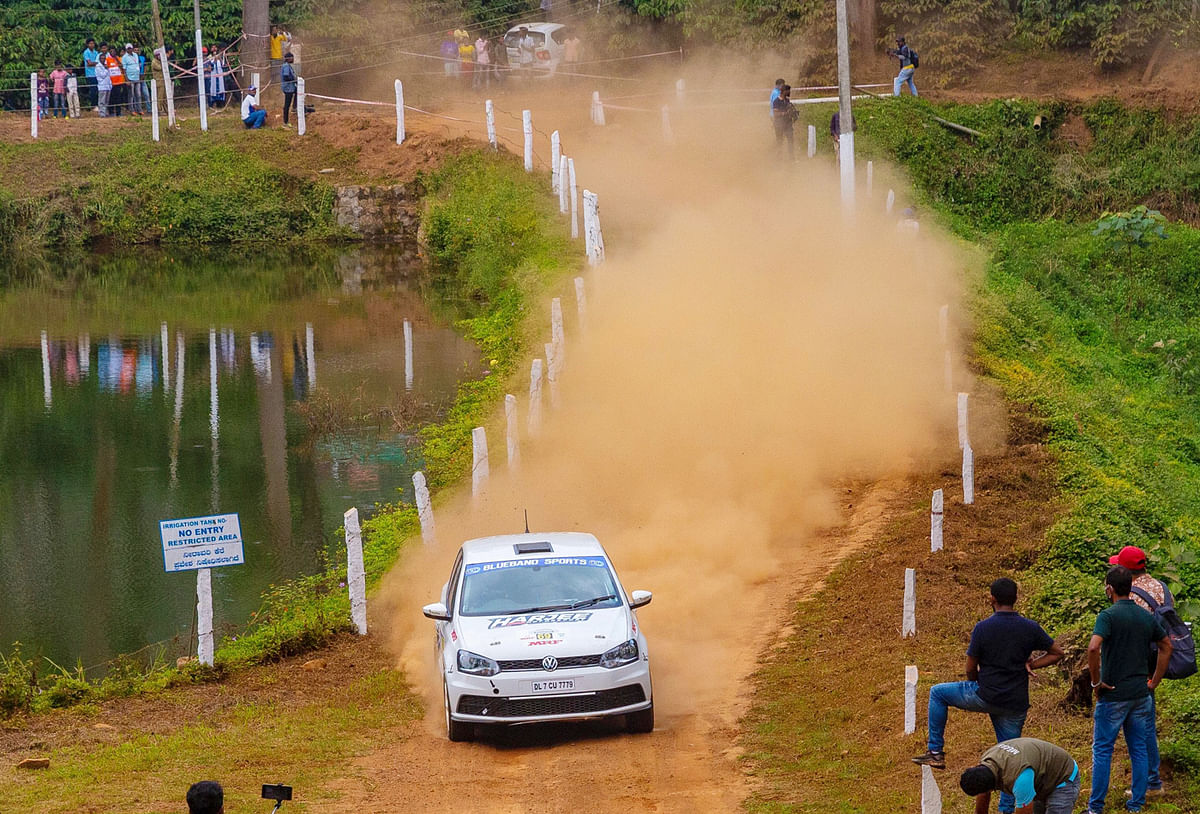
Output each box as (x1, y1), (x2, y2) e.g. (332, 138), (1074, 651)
(563, 29), (581, 79)
(82, 38), (100, 109)
(441, 31), (459, 78)
(94, 43), (113, 117)
(103, 43), (126, 115)
(122, 44), (145, 116)
(518, 27), (536, 73)
(959, 738), (1081, 814)
(768, 77), (784, 118)
(51, 61), (71, 118)
(888, 35), (918, 97)
(491, 35), (509, 84)
(771, 84), (798, 160)
(1087, 565), (1172, 814)
(913, 578), (1063, 814)
(830, 109), (857, 158)
(36, 70), (50, 121)
(269, 25), (291, 84)
(280, 52), (298, 128)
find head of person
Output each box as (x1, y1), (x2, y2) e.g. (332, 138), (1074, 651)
(896, 35), (906, 46)
(284, 52), (294, 63)
(520, 27), (529, 33)
(86, 38), (96, 49)
(187, 781), (224, 814)
(55, 60), (63, 69)
(781, 84), (790, 98)
(1108, 545), (1148, 574)
(959, 765), (997, 796)
(272, 25), (279, 35)
(247, 85), (257, 96)
(99, 42), (109, 54)
(989, 577), (1017, 608)
(775, 78), (785, 89)
(1105, 565), (1133, 600)
(125, 44), (134, 54)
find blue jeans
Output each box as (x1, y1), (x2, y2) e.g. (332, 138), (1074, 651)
(927, 681), (1027, 813)
(894, 67), (918, 97)
(1043, 774), (1081, 814)
(1146, 692), (1161, 789)
(1090, 694), (1153, 813)
(243, 109), (267, 129)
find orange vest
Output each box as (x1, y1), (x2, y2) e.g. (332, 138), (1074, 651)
(105, 53), (126, 84)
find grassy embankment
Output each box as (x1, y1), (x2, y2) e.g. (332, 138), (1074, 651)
(742, 98), (1200, 811)
(1, 134), (578, 721)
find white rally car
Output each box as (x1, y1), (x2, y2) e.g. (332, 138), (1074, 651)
(422, 532), (653, 741)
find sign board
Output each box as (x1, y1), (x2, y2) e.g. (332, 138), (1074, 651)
(160, 513), (244, 573)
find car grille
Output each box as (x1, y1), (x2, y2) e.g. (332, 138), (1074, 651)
(497, 654), (603, 672)
(457, 684), (646, 717)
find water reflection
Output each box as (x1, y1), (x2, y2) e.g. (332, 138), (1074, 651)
(0, 245), (478, 669)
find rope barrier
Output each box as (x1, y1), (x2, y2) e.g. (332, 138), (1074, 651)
(305, 91), (392, 107)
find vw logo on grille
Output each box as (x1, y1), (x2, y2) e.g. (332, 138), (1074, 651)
(541, 656), (558, 672)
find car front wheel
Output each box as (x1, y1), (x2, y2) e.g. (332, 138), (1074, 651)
(445, 684), (473, 742)
(626, 702), (654, 734)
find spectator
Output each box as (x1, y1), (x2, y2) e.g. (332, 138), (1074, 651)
(82, 38), (100, 109)
(541, 0), (553, 21)
(136, 45), (148, 112)
(1088, 565), (1172, 814)
(771, 84), (797, 160)
(768, 77), (784, 119)
(959, 738), (1081, 814)
(280, 52), (297, 128)
(122, 44), (145, 116)
(187, 780), (224, 814)
(241, 85), (267, 128)
(913, 578), (1063, 814)
(66, 73), (81, 118)
(888, 35), (918, 97)
(269, 25), (291, 84)
(563, 30), (581, 77)
(459, 33), (475, 87)
(441, 32), (459, 78)
(94, 43), (113, 117)
(36, 69), (50, 121)
(474, 33), (490, 89)
(491, 35), (508, 84)
(830, 109), (857, 157)
(518, 27), (536, 73)
(102, 43), (126, 115)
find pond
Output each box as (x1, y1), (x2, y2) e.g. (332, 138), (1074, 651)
(0, 245), (479, 671)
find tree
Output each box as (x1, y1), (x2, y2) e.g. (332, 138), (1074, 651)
(242, 0), (269, 85)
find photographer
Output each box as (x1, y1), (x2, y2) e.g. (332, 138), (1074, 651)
(887, 35), (918, 97)
(187, 781), (224, 814)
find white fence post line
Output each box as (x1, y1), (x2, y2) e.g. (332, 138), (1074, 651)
(675, 77), (685, 102)
(485, 99), (497, 149)
(151, 80), (160, 141)
(963, 444), (975, 505)
(550, 130), (561, 193)
(867, 160), (874, 194)
(344, 507), (367, 635)
(413, 471), (436, 545)
(886, 188), (895, 214)
(591, 90), (606, 126)
(589, 191), (605, 264)
(921, 765), (943, 814)
(395, 79), (405, 145)
(195, 29), (208, 132)
(403, 318), (413, 391)
(40, 330), (51, 409)
(904, 665), (918, 734)
(902, 568), (916, 638)
(544, 342), (560, 407)
(957, 392), (969, 449)
(522, 109), (533, 172)
(471, 426), (489, 498)
(938, 304), (949, 344)
(661, 105), (674, 145)
(30, 73), (38, 139)
(297, 77), (307, 136)
(558, 155), (569, 214)
(305, 322), (316, 390)
(505, 394), (520, 468)
(931, 489), (944, 552)
(551, 297), (565, 367)
(196, 568), (214, 666)
(528, 358), (544, 435)
(582, 190), (594, 262)
(568, 158), (579, 239)
(156, 47), (176, 128)
(944, 350), (953, 392)
(574, 276), (587, 331)
(807, 124), (816, 158)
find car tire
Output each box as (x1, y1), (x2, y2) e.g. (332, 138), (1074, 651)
(626, 702), (654, 734)
(445, 684), (473, 742)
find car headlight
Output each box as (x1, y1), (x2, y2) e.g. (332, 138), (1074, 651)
(457, 649), (500, 677)
(600, 639), (639, 669)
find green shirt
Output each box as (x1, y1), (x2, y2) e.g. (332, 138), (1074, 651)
(980, 738), (1077, 800)
(1093, 599), (1167, 702)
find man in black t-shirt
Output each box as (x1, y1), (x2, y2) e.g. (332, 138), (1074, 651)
(914, 578), (1064, 814)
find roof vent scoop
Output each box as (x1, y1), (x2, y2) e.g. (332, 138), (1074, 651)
(514, 542), (553, 554)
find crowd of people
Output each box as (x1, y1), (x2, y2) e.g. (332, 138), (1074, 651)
(438, 26), (582, 90)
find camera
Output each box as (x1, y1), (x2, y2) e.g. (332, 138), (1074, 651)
(262, 784), (293, 802)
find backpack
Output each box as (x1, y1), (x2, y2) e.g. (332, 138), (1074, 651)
(1131, 583), (1198, 680)
(909, 49), (919, 69)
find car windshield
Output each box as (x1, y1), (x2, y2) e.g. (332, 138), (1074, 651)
(459, 556), (622, 616)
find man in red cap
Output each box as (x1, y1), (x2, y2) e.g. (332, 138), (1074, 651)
(1108, 545), (1166, 797)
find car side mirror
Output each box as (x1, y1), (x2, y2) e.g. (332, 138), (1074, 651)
(422, 602), (451, 621)
(629, 590), (652, 609)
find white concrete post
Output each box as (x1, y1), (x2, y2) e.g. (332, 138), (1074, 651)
(551, 130), (561, 193)
(921, 765), (943, 814)
(522, 109), (533, 173)
(675, 78), (685, 102)
(413, 471), (435, 545)
(931, 489), (943, 552)
(297, 77), (307, 136)
(344, 507), (368, 635)
(582, 190), (594, 262)
(40, 330), (51, 409)
(662, 105), (674, 145)
(528, 358), (544, 435)
(558, 155), (569, 214)
(403, 319), (413, 391)
(574, 277), (587, 331)
(944, 350), (953, 392)
(886, 188), (895, 214)
(195, 29), (208, 132)
(196, 568), (214, 666)
(155, 47), (176, 128)
(902, 567), (916, 638)
(938, 304), (949, 344)
(505, 394), (520, 468)
(395, 80), (405, 145)
(485, 99), (497, 149)
(80, 333), (90, 375)
(568, 158), (579, 239)
(305, 322), (316, 390)
(904, 665), (918, 734)
(551, 297), (565, 367)
(30, 73), (38, 139)
(867, 160), (874, 194)
(957, 392), (969, 449)
(583, 190), (604, 265)
(591, 90), (606, 126)
(544, 342), (560, 407)
(807, 124), (816, 158)
(471, 426), (489, 498)
(839, 132), (856, 208)
(251, 72), (261, 97)
(963, 444), (975, 505)
(150, 80), (161, 141)
(161, 321), (170, 391)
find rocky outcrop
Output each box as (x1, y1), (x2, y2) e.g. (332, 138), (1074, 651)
(334, 185), (422, 242)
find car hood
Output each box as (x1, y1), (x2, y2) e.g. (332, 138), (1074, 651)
(456, 607), (630, 660)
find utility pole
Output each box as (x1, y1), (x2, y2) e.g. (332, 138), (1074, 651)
(193, 0), (207, 131)
(242, 0), (270, 91)
(835, 0), (856, 209)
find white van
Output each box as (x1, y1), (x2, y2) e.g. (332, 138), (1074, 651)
(504, 22), (569, 75)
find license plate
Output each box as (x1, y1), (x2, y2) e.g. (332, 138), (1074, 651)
(531, 679), (575, 693)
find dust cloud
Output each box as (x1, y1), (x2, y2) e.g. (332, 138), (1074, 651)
(374, 86), (974, 728)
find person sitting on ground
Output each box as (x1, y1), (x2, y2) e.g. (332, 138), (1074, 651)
(187, 780), (224, 814)
(280, 53), (298, 128)
(959, 738), (1081, 814)
(241, 85), (267, 128)
(888, 35), (918, 97)
(914, 578), (1063, 814)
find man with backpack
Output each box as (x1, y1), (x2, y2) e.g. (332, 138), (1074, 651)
(1108, 546), (1197, 798)
(1087, 566), (1173, 814)
(888, 35), (918, 97)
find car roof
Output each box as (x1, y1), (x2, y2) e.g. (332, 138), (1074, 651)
(460, 532), (604, 564)
(505, 22), (566, 35)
